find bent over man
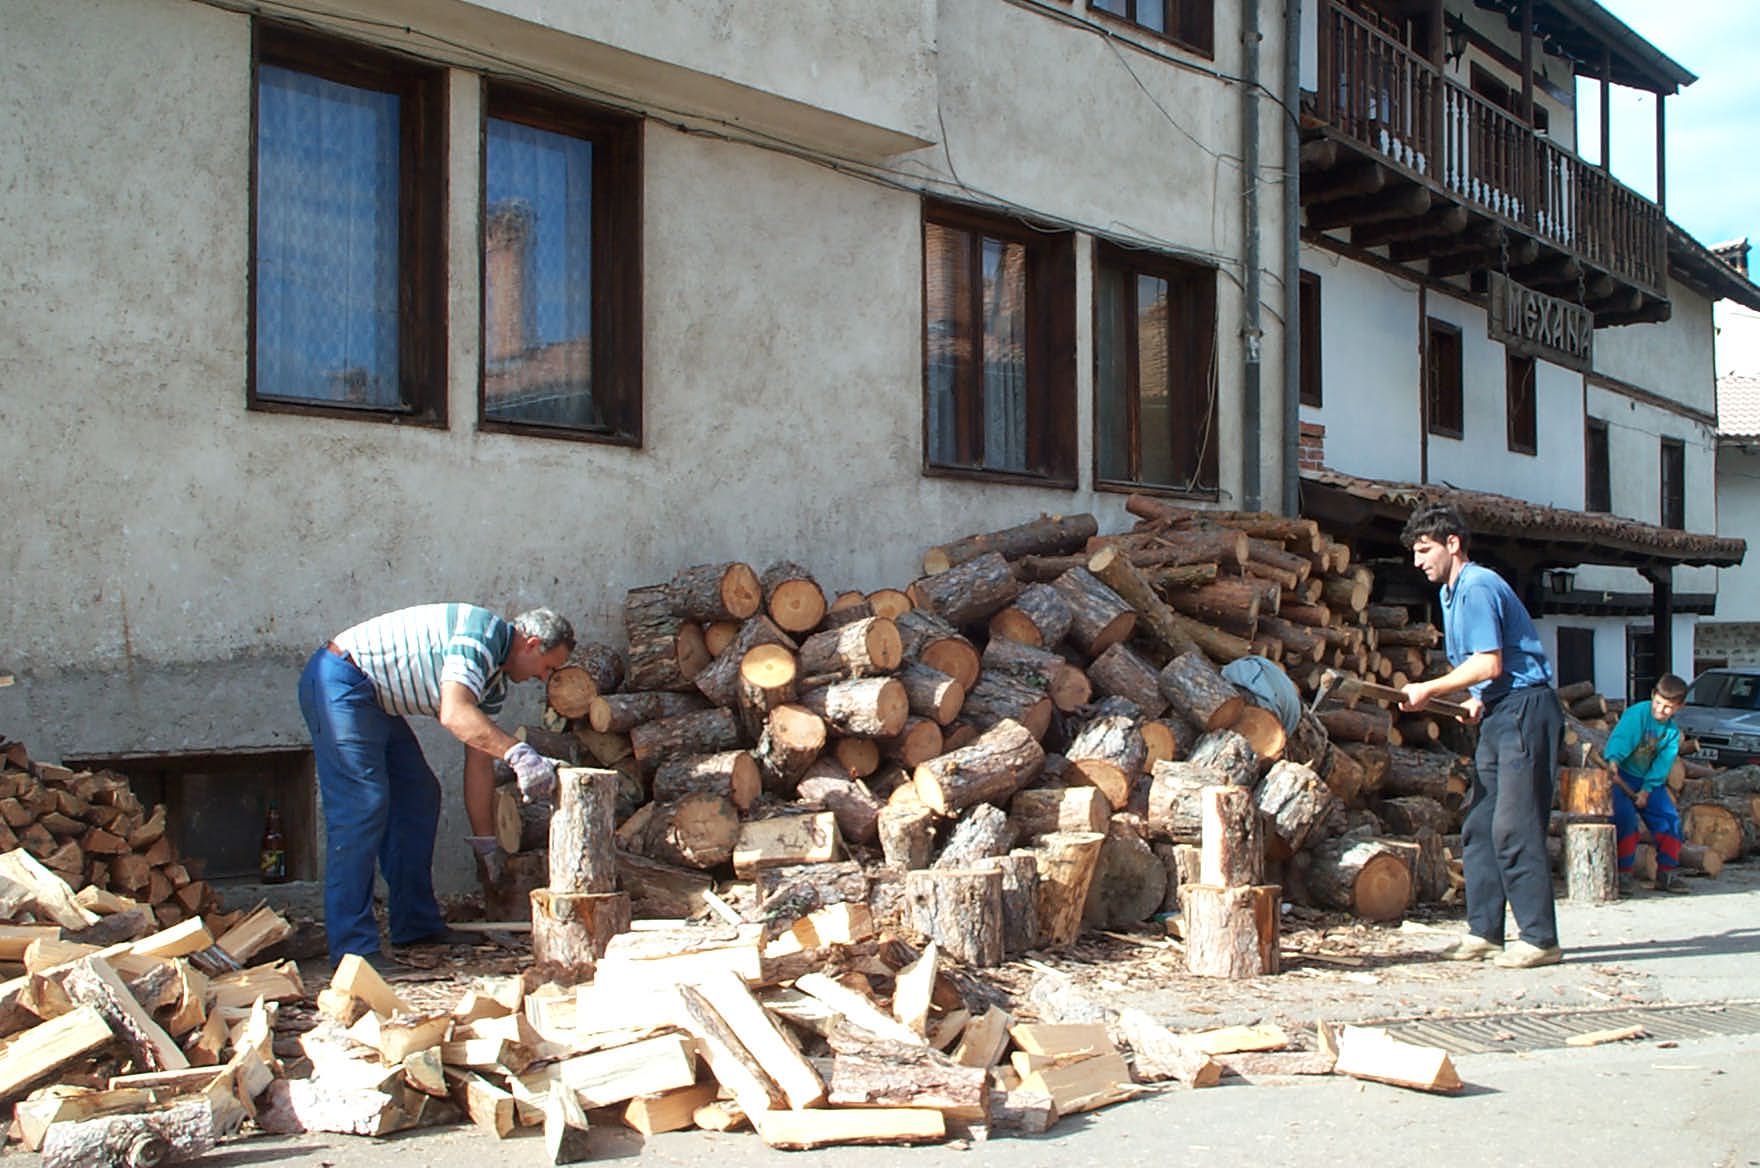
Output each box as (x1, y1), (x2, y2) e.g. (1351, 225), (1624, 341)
(298, 603), (573, 965)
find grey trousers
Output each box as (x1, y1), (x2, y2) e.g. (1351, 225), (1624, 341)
(1462, 685), (1563, 949)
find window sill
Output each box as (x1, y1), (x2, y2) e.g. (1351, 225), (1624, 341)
(1427, 426), (1464, 441)
(248, 398), (446, 429)
(1094, 478), (1218, 501)
(923, 464), (1078, 491)
(478, 418), (641, 448)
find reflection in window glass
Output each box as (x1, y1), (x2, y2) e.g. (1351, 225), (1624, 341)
(1136, 273), (1172, 484)
(255, 65), (401, 406)
(980, 238), (1028, 473)
(483, 117), (598, 429)
(1095, 265), (1129, 482)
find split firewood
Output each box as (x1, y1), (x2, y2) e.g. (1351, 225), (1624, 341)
(41, 1097), (215, 1168)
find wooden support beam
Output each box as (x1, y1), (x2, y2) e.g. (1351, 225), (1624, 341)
(1428, 235), (1538, 279)
(1299, 159), (1389, 206)
(1350, 204), (1468, 249)
(1306, 183), (1430, 231)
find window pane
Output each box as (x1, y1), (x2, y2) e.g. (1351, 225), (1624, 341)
(980, 238), (1028, 473)
(1136, 273), (1175, 485)
(1092, 0), (1128, 16)
(255, 65), (400, 406)
(483, 117), (597, 428)
(1095, 265), (1130, 481)
(1137, 0), (1168, 34)
(924, 222), (972, 466)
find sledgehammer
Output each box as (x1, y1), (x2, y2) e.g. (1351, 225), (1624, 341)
(1310, 667), (1474, 721)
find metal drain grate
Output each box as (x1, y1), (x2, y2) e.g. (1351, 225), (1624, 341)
(1368, 1001), (1760, 1055)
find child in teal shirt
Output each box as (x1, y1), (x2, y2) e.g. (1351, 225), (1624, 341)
(1604, 674), (1688, 893)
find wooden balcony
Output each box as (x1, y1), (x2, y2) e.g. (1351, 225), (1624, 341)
(1304, 4), (1669, 325)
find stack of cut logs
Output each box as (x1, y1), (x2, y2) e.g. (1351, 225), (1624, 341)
(474, 501), (1503, 993)
(0, 740), (225, 927)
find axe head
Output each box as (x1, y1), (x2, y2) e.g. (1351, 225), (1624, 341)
(1309, 668), (1354, 713)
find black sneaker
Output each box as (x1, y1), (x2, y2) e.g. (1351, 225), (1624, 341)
(1617, 871), (1634, 896)
(1655, 871), (1691, 894)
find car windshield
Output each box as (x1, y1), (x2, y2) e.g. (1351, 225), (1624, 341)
(1688, 673), (1760, 710)
(1726, 676), (1760, 711)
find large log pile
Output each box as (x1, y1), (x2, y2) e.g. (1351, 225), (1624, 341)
(2, 509), (1557, 1156)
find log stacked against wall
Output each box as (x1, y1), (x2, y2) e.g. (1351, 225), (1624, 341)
(495, 507), (1519, 983)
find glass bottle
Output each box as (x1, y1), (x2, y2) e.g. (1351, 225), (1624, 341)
(259, 801), (288, 884)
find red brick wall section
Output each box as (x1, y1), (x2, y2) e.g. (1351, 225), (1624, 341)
(1298, 420), (1326, 471)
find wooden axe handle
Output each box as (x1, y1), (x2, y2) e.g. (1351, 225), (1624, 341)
(1352, 678), (1474, 721)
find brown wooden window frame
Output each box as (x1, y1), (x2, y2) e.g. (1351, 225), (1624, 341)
(1088, 0), (1215, 58)
(1091, 242), (1219, 497)
(1299, 271), (1323, 408)
(477, 82), (644, 447)
(1585, 417), (1611, 513)
(1505, 350), (1536, 455)
(1660, 436), (1685, 529)
(921, 202), (1077, 487)
(248, 22), (448, 427)
(1554, 626), (1595, 688)
(1425, 318), (1463, 439)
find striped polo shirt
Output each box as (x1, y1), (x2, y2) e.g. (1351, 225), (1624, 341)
(332, 604), (513, 717)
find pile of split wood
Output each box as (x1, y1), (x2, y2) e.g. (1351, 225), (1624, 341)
(481, 502), (1499, 986)
(0, 860), (302, 1163)
(0, 739), (226, 926)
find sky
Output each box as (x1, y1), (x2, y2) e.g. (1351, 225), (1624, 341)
(1577, 0), (1760, 250)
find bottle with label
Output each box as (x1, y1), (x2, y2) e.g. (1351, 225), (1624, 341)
(259, 801), (287, 884)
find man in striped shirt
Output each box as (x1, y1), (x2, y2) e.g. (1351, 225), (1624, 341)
(298, 604), (575, 966)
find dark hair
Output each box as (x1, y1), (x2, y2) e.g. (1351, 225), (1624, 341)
(1401, 503), (1470, 552)
(1653, 673), (1687, 702)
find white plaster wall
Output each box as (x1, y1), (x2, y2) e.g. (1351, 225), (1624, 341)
(1714, 443), (1760, 622)
(1716, 300), (1760, 380)
(1422, 294), (1585, 509)
(0, 0), (1285, 889)
(1537, 615), (1696, 701)
(1594, 277), (1718, 418)
(1297, 246), (1423, 481)
(1575, 382), (1719, 598)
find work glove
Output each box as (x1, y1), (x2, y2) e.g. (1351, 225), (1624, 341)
(467, 835), (508, 884)
(504, 742), (558, 805)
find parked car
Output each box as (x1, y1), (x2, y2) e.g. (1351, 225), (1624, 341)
(1672, 667), (1760, 768)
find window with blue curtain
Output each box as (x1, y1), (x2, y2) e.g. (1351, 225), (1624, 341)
(482, 116), (598, 429)
(250, 26), (445, 421)
(255, 65), (401, 407)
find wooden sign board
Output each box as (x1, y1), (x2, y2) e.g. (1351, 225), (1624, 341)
(1488, 273), (1593, 372)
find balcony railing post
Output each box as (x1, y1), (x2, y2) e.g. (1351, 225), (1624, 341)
(1317, 0), (1334, 124)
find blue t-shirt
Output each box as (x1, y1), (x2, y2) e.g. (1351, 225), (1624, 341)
(1604, 702), (1681, 789)
(1440, 562), (1552, 703)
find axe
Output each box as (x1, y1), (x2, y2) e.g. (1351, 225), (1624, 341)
(1310, 667), (1474, 721)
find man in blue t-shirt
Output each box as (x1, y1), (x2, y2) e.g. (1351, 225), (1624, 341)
(1400, 504), (1564, 969)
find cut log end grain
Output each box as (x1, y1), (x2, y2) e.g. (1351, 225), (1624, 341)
(866, 590), (913, 620)
(1227, 705), (1286, 763)
(769, 580), (828, 634)
(545, 666), (599, 721)
(741, 643), (798, 688)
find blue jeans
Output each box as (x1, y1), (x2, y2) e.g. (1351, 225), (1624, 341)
(298, 648), (447, 961)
